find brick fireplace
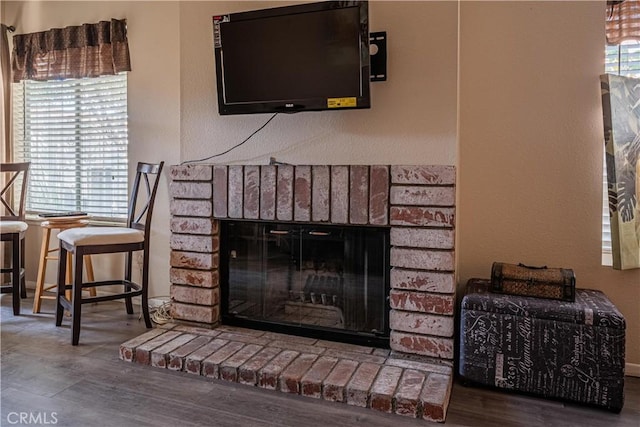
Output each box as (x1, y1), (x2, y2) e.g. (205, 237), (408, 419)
(168, 164), (456, 362)
(120, 164), (458, 422)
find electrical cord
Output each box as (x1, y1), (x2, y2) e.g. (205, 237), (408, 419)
(149, 112), (280, 323)
(138, 296), (173, 325)
(181, 113), (279, 165)
(150, 301), (173, 325)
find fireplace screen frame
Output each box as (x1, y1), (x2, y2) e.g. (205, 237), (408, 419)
(220, 220), (391, 348)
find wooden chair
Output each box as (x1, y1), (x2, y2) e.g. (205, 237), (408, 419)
(0, 162), (30, 315)
(56, 162), (164, 345)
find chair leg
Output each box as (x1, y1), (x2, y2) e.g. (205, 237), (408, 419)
(124, 251), (134, 315)
(55, 246), (68, 327)
(71, 251), (84, 346)
(19, 238), (26, 299)
(141, 294), (152, 328)
(141, 251), (152, 328)
(11, 234), (20, 315)
(84, 255), (96, 297)
(66, 254), (73, 301)
(19, 276), (27, 299)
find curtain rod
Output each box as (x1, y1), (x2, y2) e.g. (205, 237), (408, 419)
(3, 25), (16, 32)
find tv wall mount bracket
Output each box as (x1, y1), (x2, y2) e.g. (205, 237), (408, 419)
(370, 32), (387, 82)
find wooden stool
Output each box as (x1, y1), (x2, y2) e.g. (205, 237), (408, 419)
(33, 219), (96, 313)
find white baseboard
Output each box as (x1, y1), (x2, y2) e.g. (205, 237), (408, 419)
(626, 363), (640, 377)
(148, 297), (170, 309)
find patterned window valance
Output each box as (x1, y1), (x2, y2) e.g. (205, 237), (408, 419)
(606, 0), (640, 45)
(12, 18), (131, 82)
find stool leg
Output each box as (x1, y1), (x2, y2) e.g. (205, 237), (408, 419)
(55, 246), (68, 327)
(33, 228), (51, 313)
(84, 255), (96, 297)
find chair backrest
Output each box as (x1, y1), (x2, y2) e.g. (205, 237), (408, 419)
(1, 162), (30, 221)
(128, 162), (164, 237)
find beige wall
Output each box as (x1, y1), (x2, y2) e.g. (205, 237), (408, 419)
(4, 1), (181, 299)
(4, 1), (639, 368)
(458, 1), (640, 368)
(179, 1), (458, 165)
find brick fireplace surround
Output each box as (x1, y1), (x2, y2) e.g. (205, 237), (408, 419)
(122, 164), (456, 422)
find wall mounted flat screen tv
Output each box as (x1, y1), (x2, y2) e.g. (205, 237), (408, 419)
(213, 1), (370, 115)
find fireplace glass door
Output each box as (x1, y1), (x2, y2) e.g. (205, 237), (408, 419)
(221, 221), (389, 346)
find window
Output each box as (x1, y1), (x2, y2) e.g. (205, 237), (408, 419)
(603, 40), (640, 263)
(605, 41), (640, 76)
(13, 74), (128, 221)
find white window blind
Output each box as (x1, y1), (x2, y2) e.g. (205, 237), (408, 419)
(603, 40), (640, 261)
(13, 74), (129, 220)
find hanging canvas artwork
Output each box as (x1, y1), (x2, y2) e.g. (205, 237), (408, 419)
(600, 74), (640, 270)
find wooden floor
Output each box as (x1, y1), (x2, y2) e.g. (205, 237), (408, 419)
(2, 295), (639, 427)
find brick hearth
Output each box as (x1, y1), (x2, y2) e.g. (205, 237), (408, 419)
(131, 163), (457, 422)
(120, 324), (453, 422)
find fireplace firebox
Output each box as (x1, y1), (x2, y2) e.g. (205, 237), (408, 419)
(220, 221), (390, 347)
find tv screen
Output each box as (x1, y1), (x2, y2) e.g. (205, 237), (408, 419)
(213, 1), (370, 115)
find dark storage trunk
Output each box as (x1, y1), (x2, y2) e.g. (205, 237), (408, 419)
(491, 262), (575, 302)
(459, 279), (625, 412)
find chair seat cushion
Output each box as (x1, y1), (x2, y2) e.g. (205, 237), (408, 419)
(58, 226), (144, 246)
(0, 220), (28, 234)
